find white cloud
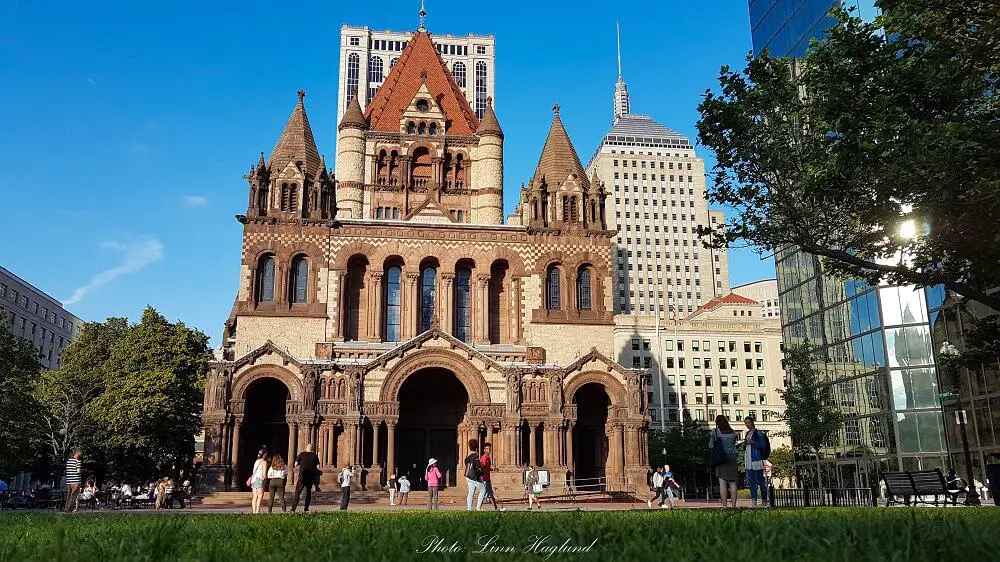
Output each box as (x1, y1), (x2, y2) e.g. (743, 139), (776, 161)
(182, 195), (208, 206)
(62, 237), (164, 306)
(87, 78), (96, 85)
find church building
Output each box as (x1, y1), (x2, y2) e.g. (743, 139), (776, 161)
(200, 27), (650, 493)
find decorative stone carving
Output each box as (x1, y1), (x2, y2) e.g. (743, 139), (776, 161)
(550, 375), (563, 413)
(506, 373), (521, 414)
(303, 368), (319, 410)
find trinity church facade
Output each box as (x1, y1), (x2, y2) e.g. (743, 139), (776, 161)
(200, 29), (650, 492)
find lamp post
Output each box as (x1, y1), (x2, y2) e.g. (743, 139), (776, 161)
(939, 341), (982, 506)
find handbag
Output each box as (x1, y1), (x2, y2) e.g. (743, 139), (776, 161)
(709, 430), (729, 468)
(246, 475), (253, 487)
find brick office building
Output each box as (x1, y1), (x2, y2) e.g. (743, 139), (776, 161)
(199, 28), (650, 493)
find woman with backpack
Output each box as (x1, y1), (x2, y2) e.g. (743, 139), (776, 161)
(743, 416), (770, 507)
(708, 415), (739, 509)
(464, 439), (487, 511)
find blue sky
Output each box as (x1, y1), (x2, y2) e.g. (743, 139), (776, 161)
(0, 0), (774, 345)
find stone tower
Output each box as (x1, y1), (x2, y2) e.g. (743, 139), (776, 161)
(335, 96), (366, 219)
(471, 97), (503, 224)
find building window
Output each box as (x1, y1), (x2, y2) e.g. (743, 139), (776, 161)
(420, 266), (437, 332)
(474, 61), (487, 119)
(291, 257), (308, 304)
(454, 267), (472, 342)
(384, 266), (402, 342)
(256, 256), (276, 303)
(346, 52), (360, 103)
(453, 61), (466, 88)
(577, 267), (592, 311)
(546, 266), (561, 310)
(367, 55), (384, 102)
(476, 45), (486, 54)
(349, 37), (359, 46)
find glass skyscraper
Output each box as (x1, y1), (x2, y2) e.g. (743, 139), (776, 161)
(748, 0), (879, 58)
(776, 249), (950, 488)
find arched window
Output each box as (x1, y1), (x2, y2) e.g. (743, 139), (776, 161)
(291, 257), (308, 304)
(577, 267), (592, 311)
(546, 266), (561, 310)
(346, 53), (360, 103)
(390, 57), (398, 69)
(474, 61), (487, 119)
(418, 122), (426, 135)
(454, 267), (472, 342)
(384, 266), (402, 341)
(562, 195), (579, 222)
(453, 61), (467, 88)
(256, 256), (276, 303)
(420, 266), (437, 332)
(429, 122), (437, 135)
(406, 121), (415, 135)
(368, 56), (384, 92)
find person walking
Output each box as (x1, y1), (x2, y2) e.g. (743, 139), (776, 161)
(661, 465), (680, 509)
(647, 466), (665, 508)
(398, 474), (411, 506)
(267, 454), (288, 513)
(708, 415), (740, 509)
(387, 472), (397, 506)
(525, 466), (543, 510)
(250, 449), (268, 514)
(339, 464), (355, 510)
(290, 443), (320, 513)
(480, 443), (504, 511)
(64, 448), (82, 512)
(743, 417), (770, 507)
(425, 459), (441, 510)
(464, 439), (486, 511)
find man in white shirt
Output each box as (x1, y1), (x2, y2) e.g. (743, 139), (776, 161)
(339, 465), (355, 511)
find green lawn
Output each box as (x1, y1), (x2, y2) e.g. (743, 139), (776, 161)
(1, 508), (998, 561)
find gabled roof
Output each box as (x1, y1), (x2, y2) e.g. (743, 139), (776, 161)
(690, 293), (760, 317)
(229, 339), (304, 370)
(532, 105), (590, 191)
(363, 31), (479, 136)
(403, 196), (452, 223)
(269, 90), (323, 176)
(362, 325), (507, 375)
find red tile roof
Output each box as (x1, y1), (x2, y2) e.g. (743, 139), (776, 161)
(700, 293), (760, 311)
(363, 31), (479, 136)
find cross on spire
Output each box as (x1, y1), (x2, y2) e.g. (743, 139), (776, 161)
(418, 0), (427, 31)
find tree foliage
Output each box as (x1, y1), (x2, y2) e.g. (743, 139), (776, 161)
(778, 343), (844, 455)
(768, 445), (795, 485)
(697, 0), (1000, 311)
(31, 307), (209, 482)
(649, 420), (710, 482)
(0, 312), (43, 478)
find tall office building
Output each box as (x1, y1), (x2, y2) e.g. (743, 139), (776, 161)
(732, 279), (780, 319)
(1, 266), (82, 370)
(748, 0), (880, 58)
(587, 28), (729, 318)
(337, 22), (495, 124)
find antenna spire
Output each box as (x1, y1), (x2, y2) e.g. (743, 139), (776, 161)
(616, 21), (622, 79)
(418, 0), (427, 31)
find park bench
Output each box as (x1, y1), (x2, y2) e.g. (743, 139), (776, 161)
(883, 469), (964, 506)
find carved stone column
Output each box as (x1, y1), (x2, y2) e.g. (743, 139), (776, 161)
(624, 423), (638, 468)
(511, 276), (523, 343)
(613, 423), (625, 481)
(231, 417), (244, 479)
(287, 422), (298, 476)
(565, 422), (575, 471)
(386, 421), (397, 476)
(219, 421), (230, 465)
(475, 274), (491, 344)
(370, 272), (384, 342)
(527, 423), (536, 466)
(440, 273), (455, 335)
(404, 273), (420, 339)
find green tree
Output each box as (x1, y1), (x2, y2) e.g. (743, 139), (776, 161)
(768, 445), (795, 487)
(0, 312), (43, 478)
(696, 1), (1000, 311)
(88, 307), (209, 480)
(649, 420), (710, 486)
(778, 343), (844, 457)
(32, 318), (128, 466)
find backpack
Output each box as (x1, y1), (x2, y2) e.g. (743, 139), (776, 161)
(465, 454), (483, 481)
(709, 430), (729, 468)
(757, 431), (771, 461)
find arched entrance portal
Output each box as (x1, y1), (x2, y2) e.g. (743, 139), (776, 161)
(573, 382), (610, 490)
(396, 368), (468, 487)
(239, 378), (290, 487)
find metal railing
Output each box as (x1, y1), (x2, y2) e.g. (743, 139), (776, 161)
(769, 485), (879, 507)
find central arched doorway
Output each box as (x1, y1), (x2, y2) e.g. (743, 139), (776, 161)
(239, 378), (290, 487)
(573, 382), (610, 490)
(396, 368), (468, 488)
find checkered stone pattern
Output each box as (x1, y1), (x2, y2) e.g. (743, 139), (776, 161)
(241, 230), (330, 262)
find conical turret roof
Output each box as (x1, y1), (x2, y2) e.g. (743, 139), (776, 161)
(338, 96), (367, 130)
(269, 90), (322, 176)
(476, 97), (503, 138)
(532, 105), (589, 190)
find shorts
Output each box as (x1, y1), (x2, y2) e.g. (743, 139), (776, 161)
(483, 481), (495, 498)
(252, 477), (265, 490)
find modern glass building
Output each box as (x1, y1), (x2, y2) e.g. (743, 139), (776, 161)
(776, 248), (951, 488)
(748, 0), (879, 58)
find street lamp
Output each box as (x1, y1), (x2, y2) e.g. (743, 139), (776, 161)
(939, 341), (982, 506)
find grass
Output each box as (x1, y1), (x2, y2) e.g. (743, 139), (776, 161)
(1, 508), (999, 561)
